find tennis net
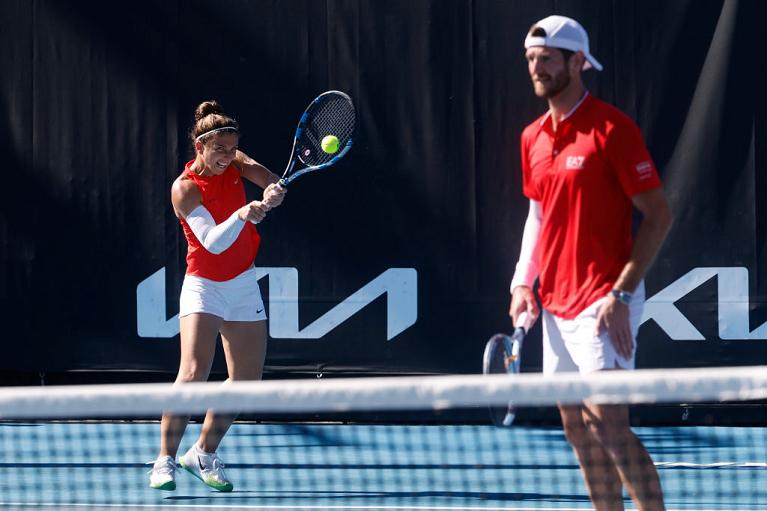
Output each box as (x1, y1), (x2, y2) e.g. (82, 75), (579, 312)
(1, 366), (767, 510)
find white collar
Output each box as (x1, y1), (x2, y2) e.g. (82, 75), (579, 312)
(539, 90), (590, 126)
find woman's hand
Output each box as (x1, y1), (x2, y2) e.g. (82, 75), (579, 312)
(262, 183), (287, 210)
(237, 201), (270, 223)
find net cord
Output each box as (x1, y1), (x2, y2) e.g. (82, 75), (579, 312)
(1, 365), (767, 419)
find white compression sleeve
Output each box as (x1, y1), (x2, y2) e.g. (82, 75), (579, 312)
(510, 200), (542, 293)
(185, 205), (245, 255)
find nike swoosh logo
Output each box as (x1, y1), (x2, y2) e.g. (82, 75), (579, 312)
(256, 308), (264, 314)
(198, 455), (205, 471)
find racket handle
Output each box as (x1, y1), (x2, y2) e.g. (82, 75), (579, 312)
(509, 337), (522, 361)
(516, 311), (530, 333)
(502, 408), (516, 427)
(277, 178), (288, 189)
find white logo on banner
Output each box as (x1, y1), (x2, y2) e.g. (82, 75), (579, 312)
(136, 267), (418, 341)
(641, 267), (767, 340)
(138, 266), (764, 342)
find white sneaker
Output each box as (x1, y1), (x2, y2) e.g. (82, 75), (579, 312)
(148, 455), (177, 491)
(179, 443), (233, 492)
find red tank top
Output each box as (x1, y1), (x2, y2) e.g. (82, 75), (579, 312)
(179, 161), (261, 281)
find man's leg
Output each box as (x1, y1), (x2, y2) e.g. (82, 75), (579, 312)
(559, 404), (624, 510)
(582, 402), (665, 511)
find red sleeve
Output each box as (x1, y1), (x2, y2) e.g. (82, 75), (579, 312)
(520, 130), (541, 201)
(604, 118), (662, 197)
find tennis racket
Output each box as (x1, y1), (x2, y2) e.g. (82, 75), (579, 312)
(482, 312), (532, 427)
(279, 90), (356, 187)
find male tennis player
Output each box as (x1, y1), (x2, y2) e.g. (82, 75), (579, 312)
(508, 15), (672, 510)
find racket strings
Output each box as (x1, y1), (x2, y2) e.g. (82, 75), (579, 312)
(298, 96), (355, 166)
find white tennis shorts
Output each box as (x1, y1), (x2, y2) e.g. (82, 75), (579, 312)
(542, 282), (645, 375)
(179, 266), (267, 322)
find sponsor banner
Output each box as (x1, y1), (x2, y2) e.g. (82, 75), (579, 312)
(1, 1), (764, 377)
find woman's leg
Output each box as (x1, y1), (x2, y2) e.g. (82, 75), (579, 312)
(196, 319), (267, 452)
(158, 312), (222, 458)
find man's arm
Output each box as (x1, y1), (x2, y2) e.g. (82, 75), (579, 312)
(614, 187), (674, 293)
(509, 200), (543, 326)
(597, 187), (673, 357)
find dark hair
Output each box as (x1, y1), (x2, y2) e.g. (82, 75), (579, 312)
(190, 100), (239, 144)
(528, 25), (574, 62)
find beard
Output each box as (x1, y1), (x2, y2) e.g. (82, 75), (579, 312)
(532, 67), (571, 98)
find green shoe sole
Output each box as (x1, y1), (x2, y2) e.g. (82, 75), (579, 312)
(149, 480), (176, 491)
(180, 461), (233, 492)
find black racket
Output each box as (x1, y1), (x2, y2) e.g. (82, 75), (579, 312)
(482, 312), (531, 426)
(279, 90), (356, 187)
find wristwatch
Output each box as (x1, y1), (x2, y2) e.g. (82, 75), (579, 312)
(611, 289), (633, 305)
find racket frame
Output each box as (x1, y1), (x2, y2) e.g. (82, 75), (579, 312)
(482, 322), (528, 427)
(280, 90), (355, 187)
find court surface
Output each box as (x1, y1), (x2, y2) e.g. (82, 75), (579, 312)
(1, 421), (766, 510)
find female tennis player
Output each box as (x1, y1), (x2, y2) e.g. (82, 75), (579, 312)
(149, 100), (286, 492)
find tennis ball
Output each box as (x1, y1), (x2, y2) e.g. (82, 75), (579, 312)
(321, 135), (340, 154)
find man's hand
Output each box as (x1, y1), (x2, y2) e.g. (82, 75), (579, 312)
(509, 286), (539, 328)
(595, 295), (633, 359)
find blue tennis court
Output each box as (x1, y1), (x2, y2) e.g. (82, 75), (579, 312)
(2, 421), (765, 510)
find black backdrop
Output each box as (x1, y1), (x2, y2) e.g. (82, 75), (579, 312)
(0, 0), (764, 382)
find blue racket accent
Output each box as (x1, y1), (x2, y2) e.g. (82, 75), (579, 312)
(280, 90), (356, 187)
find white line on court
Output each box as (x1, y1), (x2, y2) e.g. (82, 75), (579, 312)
(0, 503), (761, 511)
(656, 461), (767, 468)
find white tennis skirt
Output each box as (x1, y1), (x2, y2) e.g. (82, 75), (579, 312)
(179, 266), (267, 322)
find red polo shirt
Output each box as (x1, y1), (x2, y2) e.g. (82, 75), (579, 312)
(520, 93), (662, 318)
(179, 161), (261, 281)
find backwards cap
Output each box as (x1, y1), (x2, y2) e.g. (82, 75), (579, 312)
(524, 15), (603, 71)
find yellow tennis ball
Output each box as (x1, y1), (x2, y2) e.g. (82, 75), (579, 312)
(321, 135), (340, 154)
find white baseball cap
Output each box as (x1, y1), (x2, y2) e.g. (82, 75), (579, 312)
(524, 15), (603, 71)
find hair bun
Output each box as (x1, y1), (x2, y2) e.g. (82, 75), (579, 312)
(194, 100), (224, 121)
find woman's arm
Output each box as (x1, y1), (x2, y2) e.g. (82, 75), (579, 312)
(171, 177), (267, 254)
(234, 150), (286, 209)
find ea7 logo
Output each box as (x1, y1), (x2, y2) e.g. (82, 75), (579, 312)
(565, 156), (585, 169)
(136, 267), (418, 341)
(642, 267), (767, 340)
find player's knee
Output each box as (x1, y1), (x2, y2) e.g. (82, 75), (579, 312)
(562, 420), (591, 449)
(584, 416), (630, 451)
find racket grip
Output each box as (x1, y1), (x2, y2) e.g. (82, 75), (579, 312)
(516, 312), (529, 333)
(502, 409), (516, 427)
(510, 338), (522, 360)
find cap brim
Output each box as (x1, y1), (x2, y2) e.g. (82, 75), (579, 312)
(584, 54), (603, 71)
